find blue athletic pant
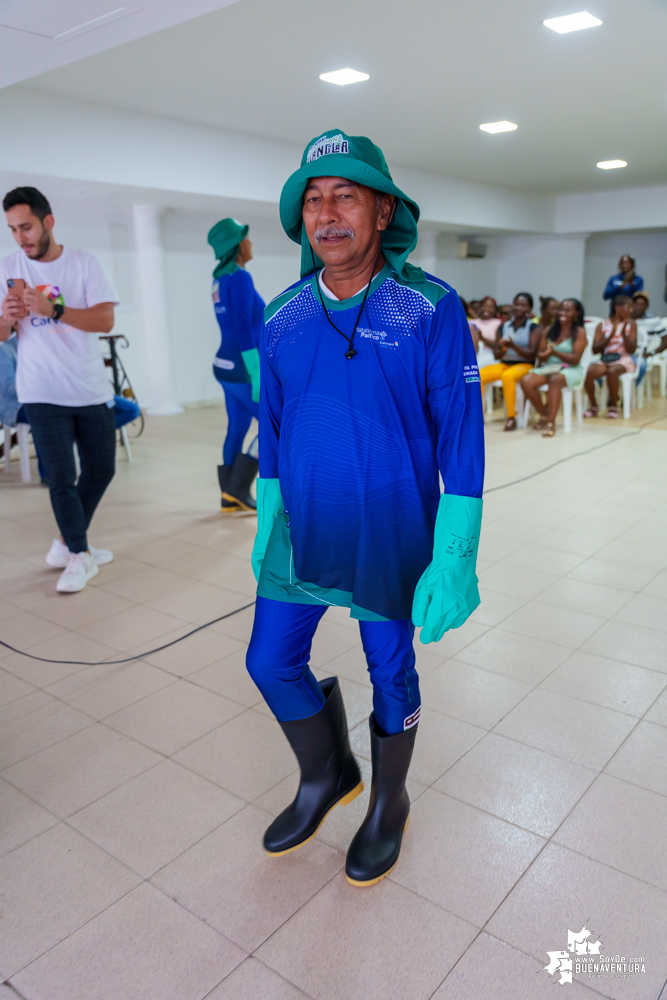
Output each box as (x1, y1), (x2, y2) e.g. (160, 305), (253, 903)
(246, 596), (421, 735)
(215, 378), (258, 466)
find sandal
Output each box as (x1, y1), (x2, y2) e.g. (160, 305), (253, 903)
(542, 422), (556, 437)
(503, 417), (517, 432)
(533, 417), (548, 431)
(583, 405), (598, 419)
(606, 406), (619, 419)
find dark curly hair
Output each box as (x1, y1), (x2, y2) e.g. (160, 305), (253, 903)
(547, 298), (585, 341)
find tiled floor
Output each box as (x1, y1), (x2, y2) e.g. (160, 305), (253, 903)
(1, 395), (667, 1000)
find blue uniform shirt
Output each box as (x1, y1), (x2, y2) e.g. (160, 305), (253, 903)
(212, 266), (265, 383)
(257, 263), (485, 621)
(603, 272), (643, 301)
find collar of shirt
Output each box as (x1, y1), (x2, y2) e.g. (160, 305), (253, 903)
(319, 269), (370, 302)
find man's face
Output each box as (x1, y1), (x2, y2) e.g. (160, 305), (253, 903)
(6, 204), (53, 260)
(633, 296), (648, 319)
(302, 177), (392, 270)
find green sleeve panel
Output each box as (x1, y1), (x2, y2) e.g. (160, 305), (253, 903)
(412, 494), (483, 644)
(257, 504), (388, 621)
(241, 347), (260, 402)
(251, 478), (283, 581)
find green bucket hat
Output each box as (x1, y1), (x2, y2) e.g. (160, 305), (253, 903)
(279, 129), (423, 281)
(207, 218), (249, 278)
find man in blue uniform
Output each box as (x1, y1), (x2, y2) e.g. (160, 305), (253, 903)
(208, 218), (264, 512)
(246, 130), (485, 886)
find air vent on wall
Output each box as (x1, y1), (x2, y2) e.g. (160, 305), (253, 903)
(458, 240), (487, 259)
(0, 0), (139, 42)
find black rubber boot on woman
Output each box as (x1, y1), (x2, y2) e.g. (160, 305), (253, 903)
(217, 465), (241, 512)
(345, 714), (418, 886)
(221, 452), (258, 511)
(264, 677), (363, 855)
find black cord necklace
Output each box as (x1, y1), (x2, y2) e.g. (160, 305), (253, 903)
(311, 245), (381, 359)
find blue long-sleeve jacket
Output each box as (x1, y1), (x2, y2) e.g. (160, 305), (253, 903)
(212, 266), (264, 383)
(257, 264), (485, 620)
(603, 272), (643, 301)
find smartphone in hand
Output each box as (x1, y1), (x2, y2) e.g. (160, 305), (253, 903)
(7, 278), (26, 300)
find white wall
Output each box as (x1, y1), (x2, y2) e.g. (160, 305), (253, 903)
(583, 231), (667, 317)
(493, 235), (588, 307)
(412, 232), (589, 309)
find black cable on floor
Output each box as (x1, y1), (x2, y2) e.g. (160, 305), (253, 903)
(0, 600), (256, 666)
(2, 413), (665, 666)
(483, 412), (667, 495)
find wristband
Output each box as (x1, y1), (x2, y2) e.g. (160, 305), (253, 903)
(51, 302), (65, 323)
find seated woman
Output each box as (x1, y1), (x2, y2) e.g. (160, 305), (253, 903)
(537, 296), (559, 332)
(584, 295), (637, 419)
(479, 292), (540, 431)
(470, 295), (501, 368)
(520, 298), (587, 438)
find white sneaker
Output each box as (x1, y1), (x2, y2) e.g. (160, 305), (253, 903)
(56, 552), (99, 593)
(46, 538), (114, 569)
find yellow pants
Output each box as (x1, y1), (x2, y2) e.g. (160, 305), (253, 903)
(479, 363), (532, 418)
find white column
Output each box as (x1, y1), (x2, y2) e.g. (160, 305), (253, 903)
(133, 203), (183, 415)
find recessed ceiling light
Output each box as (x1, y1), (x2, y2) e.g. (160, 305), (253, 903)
(543, 11), (603, 33)
(319, 68), (369, 86)
(479, 121), (518, 134)
(597, 159), (627, 170)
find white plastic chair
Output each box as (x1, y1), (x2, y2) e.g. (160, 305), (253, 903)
(0, 421), (31, 482)
(619, 344), (645, 419)
(522, 323), (594, 433)
(643, 319), (667, 398)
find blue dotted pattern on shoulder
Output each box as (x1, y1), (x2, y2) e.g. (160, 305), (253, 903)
(266, 284), (320, 358)
(265, 276), (437, 358)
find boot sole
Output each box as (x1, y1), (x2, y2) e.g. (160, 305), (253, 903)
(345, 815), (410, 887)
(221, 492), (256, 513)
(264, 780), (364, 857)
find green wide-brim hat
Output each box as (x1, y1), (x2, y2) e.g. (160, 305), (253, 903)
(279, 129), (422, 280)
(207, 218), (249, 276)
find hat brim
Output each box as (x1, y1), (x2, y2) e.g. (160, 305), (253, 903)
(280, 157), (418, 240)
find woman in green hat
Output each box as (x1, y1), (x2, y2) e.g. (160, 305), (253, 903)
(208, 218), (264, 512)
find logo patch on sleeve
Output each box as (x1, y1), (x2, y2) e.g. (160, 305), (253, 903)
(464, 363), (480, 384)
(403, 707), (421, 730)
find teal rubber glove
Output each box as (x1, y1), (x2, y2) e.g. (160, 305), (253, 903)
(241, 348), (260, 403)
(251, 478), (283, 582)
(412, 494), (483, 644)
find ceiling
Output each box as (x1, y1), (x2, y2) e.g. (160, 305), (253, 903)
(13, 0), (667, 195)
(0, 0), (242, 89)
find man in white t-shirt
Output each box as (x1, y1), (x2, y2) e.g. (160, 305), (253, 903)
(0, 187), (119, 593)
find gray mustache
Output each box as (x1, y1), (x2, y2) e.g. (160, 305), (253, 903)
(314, 226), (355, 243)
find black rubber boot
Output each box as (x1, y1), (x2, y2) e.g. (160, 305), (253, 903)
(264, 677), (363, 855)
(221, 452), (258, 511)
(345, 714), (418, 886)
(217, 465), (241, 513)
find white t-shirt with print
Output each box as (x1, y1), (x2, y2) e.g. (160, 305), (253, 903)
(0, 246), (119, 406)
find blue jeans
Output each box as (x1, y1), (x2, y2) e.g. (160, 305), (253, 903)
(246, 596), (421, 734)
(24, 402), (116, 553)
(214, 376), (258, 466)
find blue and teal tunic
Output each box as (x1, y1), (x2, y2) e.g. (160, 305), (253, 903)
(212, 265), (264, 384)
(257, 263), (485, 621)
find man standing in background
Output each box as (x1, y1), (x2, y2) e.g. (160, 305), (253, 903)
(0, 186), (118, 593)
